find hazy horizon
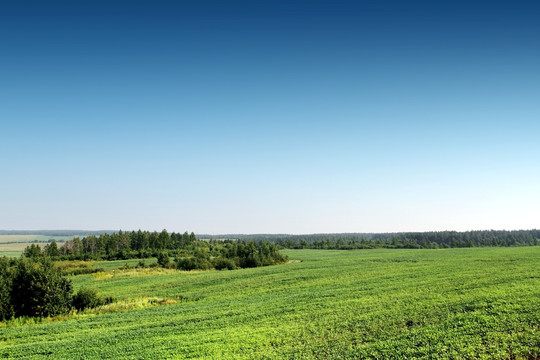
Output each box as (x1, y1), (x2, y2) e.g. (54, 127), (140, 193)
(1, 228), (538, 237)
(2, 1), (539, 234)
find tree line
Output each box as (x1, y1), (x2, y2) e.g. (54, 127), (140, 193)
(204, 229), (540, 249)
(24, 230), (288, 270)
(27, 230), (197, 259)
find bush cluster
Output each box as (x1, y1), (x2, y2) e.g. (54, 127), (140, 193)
(0, 257), (111, 321)
(72, 287), (113, 311)
(173, 241), (287, 271)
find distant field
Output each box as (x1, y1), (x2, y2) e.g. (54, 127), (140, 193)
(0, 234), (74, 243)
(0, 242), (41, 252)
(0, 235), (73, 257)
(0, 235), (36, 242)
(0, 251), (22, 258)
(1, 247), (539, 359)
(1, 235), (51, 243)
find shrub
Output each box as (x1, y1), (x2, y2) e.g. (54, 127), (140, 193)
(212, 257), (236, 270)
(72, 287), (112, 311)
(72, 287), (101, 310)
(175, 256), (211, 271)
(157, 252), (170, 268)
(239, 253), (262, 268)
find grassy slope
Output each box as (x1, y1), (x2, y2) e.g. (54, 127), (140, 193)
(1, 248), (539, 359)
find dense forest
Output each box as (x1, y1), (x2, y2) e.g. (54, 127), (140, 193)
(204, 229), (540, 249)
(24, 230), (288, 270)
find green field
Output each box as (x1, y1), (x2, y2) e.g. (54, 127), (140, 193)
(1, 247), (539, 359)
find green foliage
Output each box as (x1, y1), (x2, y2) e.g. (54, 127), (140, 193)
(156, 252), (170, 268)
(72, 287), (113, 311)
(206, 229), (540, 249)
(48, 230), (287, 272)
(56, 229), (200, 260)
(0, 257), (14, 320)
(23, 244), (43, 258)
(212, 257), (236, 270)
(43, 241), (60, 257)
(10, 258), (73, 318)
(175, 254), (211, 271)
(0, 257), (107, 321)
(0, 275), (14, 320)
(170, 241), (286, 271)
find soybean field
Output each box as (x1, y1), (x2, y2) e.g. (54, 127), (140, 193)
(1, 247), (539, 359)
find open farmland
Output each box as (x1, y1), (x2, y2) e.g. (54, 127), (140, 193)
(0, 235), (73, 257)
(0, 235), (73, 243)
(1, 247), (539, 359)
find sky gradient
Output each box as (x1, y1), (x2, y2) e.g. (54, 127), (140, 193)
(1, 1), (539, 234)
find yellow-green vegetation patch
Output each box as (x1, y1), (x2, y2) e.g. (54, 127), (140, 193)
(92, 271), (114, 280)
(0, 242), (40, 252)
(0, 235), (40, 243)
(92, 258), (158, 271)
(0, 235), (73, 244)
(91, 267), (211, 282)
(0, 235), (73, 256)
(0, 296), (179, 329)
(1, 247), (539, 359)
(54, 260), (102, 275)
(0, 251), (22, 258)
(105, 267), (182, 278)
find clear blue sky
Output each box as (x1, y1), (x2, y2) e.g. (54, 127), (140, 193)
(1, 1), (539, 233)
